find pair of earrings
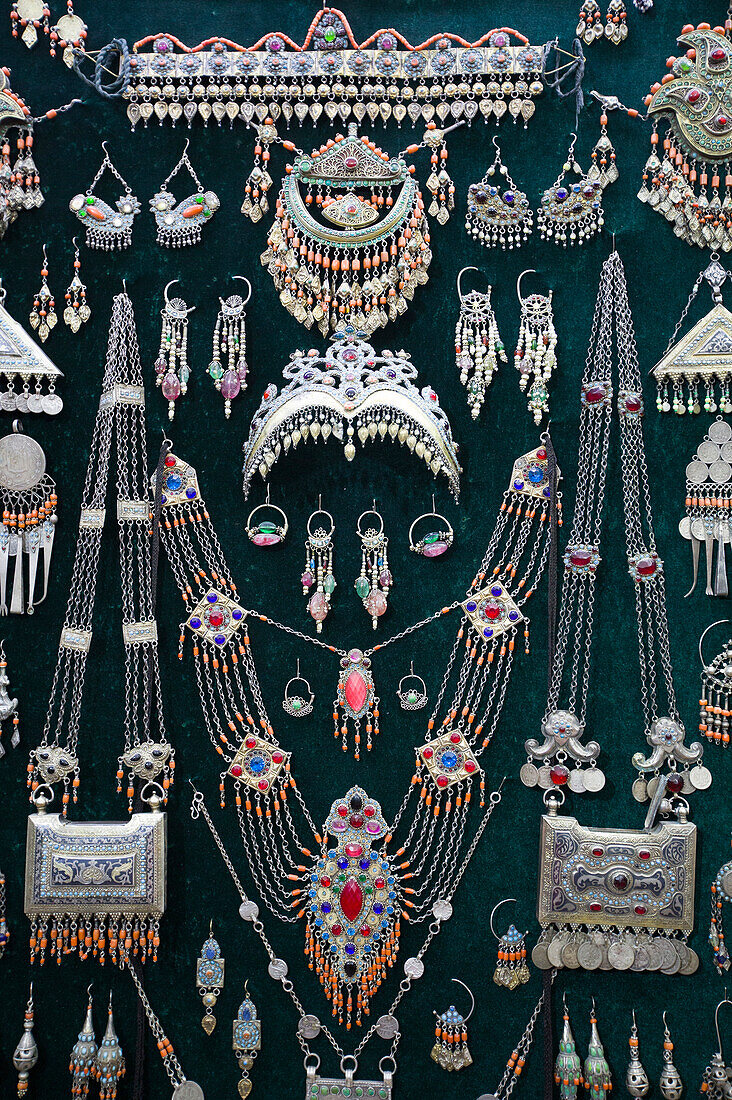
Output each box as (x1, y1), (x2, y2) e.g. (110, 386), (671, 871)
(155, 278), (251, 420)
(466, 124), (617, 252)
(196, 925), (260, 1098)
(577, 0), (628, 46)
(625, 1011), (684, 1098)
(554, 997), (612, 1099)
(29, 241), (90, 342)
(70, 140), (219, 251)
(69, 987), (126, 1099)
(302, 502), (392, 631)
(10, 0), (86, 56)
(456, 268), (558, 425)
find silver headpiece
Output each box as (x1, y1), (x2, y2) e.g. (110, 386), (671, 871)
(242, 326), (461, 498)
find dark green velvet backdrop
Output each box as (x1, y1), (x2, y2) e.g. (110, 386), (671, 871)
(0, 1), (729, 1097)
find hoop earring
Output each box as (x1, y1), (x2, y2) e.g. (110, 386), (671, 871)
(455, 266), (506, 420)
(397, 662), (428, 711)
(155, 280), (196, 421)
(408, 495), (453, 558)
(538, 133), (604, 247)
(515, 269), (558, 425)
(490, 898), (530, 989)
(208, 276), (251, 418)
(430, 979), (474, 1072)
(282, 659), (315, 718)
(303, 498), (335, 632)
(245, 484), (288, 548)
(698, 620), (732, 747)
(465, 136), (533, 250)
(29, 243), (56, 343)
(151, 139), (220, 247)
(700, 994), (732, 1097)
(355, 502), (391, 629)
(69, 142), (140, 250)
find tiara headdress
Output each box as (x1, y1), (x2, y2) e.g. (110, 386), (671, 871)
(242, 325), (461, 499)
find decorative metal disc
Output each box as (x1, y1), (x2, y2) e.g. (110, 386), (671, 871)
(709, 459), (732, 483)
(561, 940), (580, 969)
(173, 1083), (205, 1100)
(376, 1015), (399, 1039)
(298, 1015), (321, 1040)
(680, 948), (699, 975)
(690, 763), (713, 789)
(697, 440), (721, 464)
(582, 767), (605, 792)
(267, 958), (288, 981)
(685, 459), (710, 484)
(432, 899), (453, 922)
(608, 940), (635, 970)
(577, 940), (603, 971)
(531, 942), (550, 969)
(709, 420), (732, 444)
(520, 762), (539, 787)
(0, 432), (46, 491)
(404, 957), (424, 980)
(239, 900), (259, 921)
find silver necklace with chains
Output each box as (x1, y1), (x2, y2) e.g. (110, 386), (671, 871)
(157, 440), (557, 1029)
(191, 779), (503, 1097)
(522, 249), (711, 802)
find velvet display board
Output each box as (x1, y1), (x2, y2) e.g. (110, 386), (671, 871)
(0, 1), (729, 1097)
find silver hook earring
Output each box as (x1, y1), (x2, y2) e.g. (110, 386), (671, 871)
(0, 638), (19, 755)
(538, 133), (604, 247)
(625, 1009), (650, 1097)
(303, 498), (336, 632)
(151, 139), (220, 247)
(282, 659), (315, 718)
(700, 992), (732, 1096)
(397, 661), (428, 711)
(70, 141), (140, 250)
(63, 237), (91, 333)
(454, 266), (505, 419)
(355, 501), (391, 629)
(29, 243), (57, 343)
(659, 1012), (683, 1099)
(465, 135), (533, 250)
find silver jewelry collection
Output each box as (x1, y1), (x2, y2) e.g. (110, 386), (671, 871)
(2, 4), (728, 1097)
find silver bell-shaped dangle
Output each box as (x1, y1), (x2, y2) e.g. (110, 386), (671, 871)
(626, 1010), (650, 1097)
(13, 983), (39, 1096)
(659, 1013), (684, 1099)
(95, 992), (126, 1100)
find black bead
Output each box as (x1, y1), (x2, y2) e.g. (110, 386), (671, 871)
(350, 794), (363, 811)
(344, 961), (357, 979)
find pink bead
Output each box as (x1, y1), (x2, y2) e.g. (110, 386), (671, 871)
(364, 589), (387, 618)
(161, 372), (180, 400)
(423, 540), (448, 558)
(252, 532), (281, 547)
(221, 369), (241, 400)
(308, 591), (329, 621)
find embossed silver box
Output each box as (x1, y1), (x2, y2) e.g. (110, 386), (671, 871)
(25, 809), (166, 920)
(537, 813), (696, 932)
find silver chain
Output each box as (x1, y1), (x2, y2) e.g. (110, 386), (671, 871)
(121, 955), (186, 1088)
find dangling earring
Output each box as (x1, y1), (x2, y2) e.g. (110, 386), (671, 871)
(455, 266), (506, 420)
(355, 501), (391, 629)
(465, 137), (533, 250)
(69, 142), (140, 250)
(303, 499), (335, 632)
(0, 640), (20, 757)
(698, 620), (732, 748)
(197, 921), (225, 1035)
(408, 495), (453, 558)
(538, 134), (604, 247)
(155, 280), (195, 421)
(95, 992), (126, 1099)
(69, 985), (98, 1097)
(430, 979), (474, 1072)
(700, 994), (732, 1098)
(490, 898), (530, 990)
(282, 659), (315, 718)
(207, 277), (251, 417)
(245, 485), (288, 548)
(397, 661), (428, 711)
(233, 982), (261, 1099)
(150, 139), (220, 247)
(13, 983), (38, 1096)
(29, 244), (57, 343)
(0, 865), (8, 958)
(10, 0), (49, 49)
(425, 121), (456, 225)
(514, 269), (558, 425)
(241, 118), (276, 223)
(63, 238), (90, 333)
(659, 1013), (683, 1099)
(555, 994), (583, 1100)
(584, 1000), (612, 1096)
(626, 1010), (650, 1097)
(588, 93), (619, 190)
(577, 0), (603, 44)
(710, 834), (732, 973)
(604, 0), (628, 44)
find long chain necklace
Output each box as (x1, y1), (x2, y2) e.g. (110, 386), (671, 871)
(28, 291), (174, 812)
(191, 779), (502, 1096)
(522, 250), (711, 803)
(158, 440), (558, 1026)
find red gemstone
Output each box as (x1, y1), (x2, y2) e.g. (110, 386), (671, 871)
(340, 877), (364, 923)
(687, 88), (701, 103)
(345, 670), (368, 712)
(422, 748), (434, 760)
(589, 902), (602, 912)
(375, 878), (385, 889)
(612, 872), (629, 891)
(360, 925), (371, 936)
(208, 610), (224, 628)
(483, 601), (502, 621)
(345, 842), (363, 859)
(344, 156), (358, 169)
(338, 805), (348, 817)
(436, 775), (449, 788)
(536, 447), (547, 460)
(464, 760), (477, 773)
(258, 780), (269, 791)
(450, 733), (461, 744)
(666, 773), (683, 793)
(550, 764), (569, 786)
(272, 752), (284, 764)
(332, 924), (342, 936)
(711, 47), (727, 61)
(349, 814), (364, 829)
(721, 116), (730, 126)
(321, 876), (331, 887)
(636, 556), (657, 576)
(364, 805), (375, 817)
(164, 454), (176, 467)
(592, 847), (604, 857)
(570, 548), (593, 568)
(246, 737), (257, 748)
(635, 905), (647, 915)
(624, 395), (642, 413)
(231, 764), (242, 777)
(585, 383), (606, 404)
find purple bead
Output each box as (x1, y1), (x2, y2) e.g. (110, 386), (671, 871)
(270, 38), (282, 50)
(555, 187), (568, 202)
(379, 570), (392, 587)
(301, 571), (314, 587)
(236, 358), (248, 382)
(221, 369), (241, 401)
(161, 372), (180, 401)
(503, 191), (515, 205)
(154, 357), (167, 375)
(494, 33), (507, 46)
